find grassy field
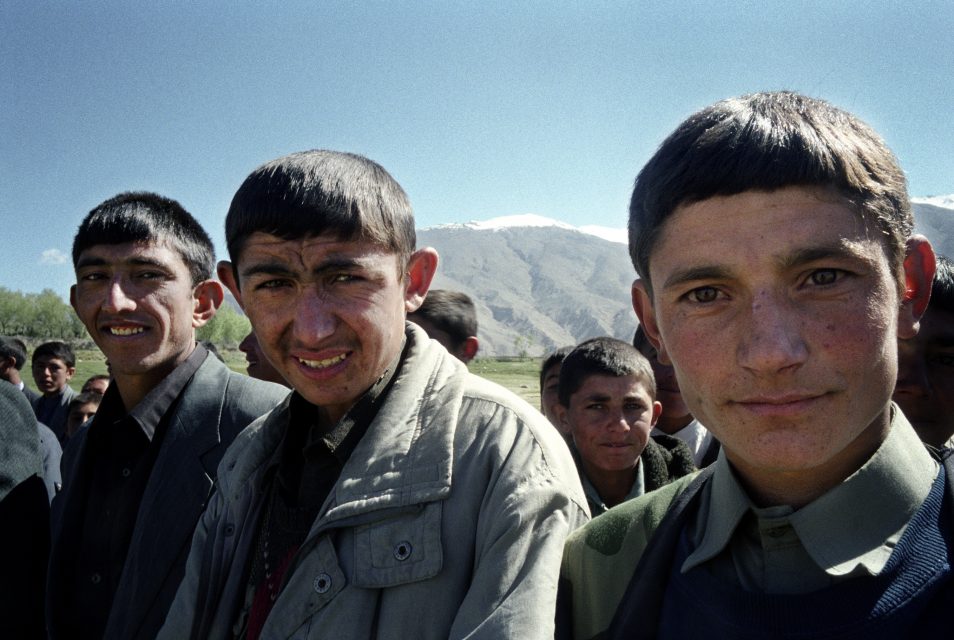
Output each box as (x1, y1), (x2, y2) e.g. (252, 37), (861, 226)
(68, 348), (542, 406)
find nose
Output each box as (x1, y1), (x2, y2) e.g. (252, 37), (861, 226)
(292, 288), (337, 344)
(737, 290), (808, 374)
(606, 409), (632, 433)
(103, 278), (136, 314)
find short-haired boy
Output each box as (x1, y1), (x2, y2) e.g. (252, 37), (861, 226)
(633, 325), (718, 467)
(559, 91), (948, 638)
(557, 337), (695, 516)
(30, 341), (77, 441)
(408, 289), (480, 363)
(540, 345), (574, 437)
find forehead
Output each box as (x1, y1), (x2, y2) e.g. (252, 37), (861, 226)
(237, 232), (399, 270)
(34, 356), (67, 366)
(649, 187), (884, 284)
(572, 373), (652, 398)
(75, 239), (190, 272)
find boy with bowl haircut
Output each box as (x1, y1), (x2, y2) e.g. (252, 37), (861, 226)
(557, 337), (695, 516)
(559, 91), (949, 639)
(160, 150), (587, 640)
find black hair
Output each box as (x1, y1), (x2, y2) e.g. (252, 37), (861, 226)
(31, 341), (76, 368)
(630, 91), (911, 293)
(558, 337), (656, 406)
(73, 191), (215, 285)
(69, 391), (103, 411)
(408, 290), (477, 349)
(0, 337), (28, 370)
(539, 345), (575, 391)
(930, 254), (954, 313)
(225, 150), (416, 276)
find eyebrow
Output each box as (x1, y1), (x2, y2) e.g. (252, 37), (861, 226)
(661, 241), (874, 290)
(240, 257), (366, 280)
(76, 255), (172, 270)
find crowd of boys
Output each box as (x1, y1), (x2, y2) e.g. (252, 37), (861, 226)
(2, 90), (951, 638)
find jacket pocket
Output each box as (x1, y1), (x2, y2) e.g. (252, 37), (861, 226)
(352, 501), (443, 588)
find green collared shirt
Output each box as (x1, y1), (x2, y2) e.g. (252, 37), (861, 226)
(682, 405), (938, 593)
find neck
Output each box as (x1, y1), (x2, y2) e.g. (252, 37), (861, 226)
(114, 346), (195, 411)
(583, 461), (639, 509)
(655, 414), (693, 435)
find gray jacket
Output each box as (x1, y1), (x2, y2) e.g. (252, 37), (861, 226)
(160, 327), (589, 639)
(48, 354), (288, 640)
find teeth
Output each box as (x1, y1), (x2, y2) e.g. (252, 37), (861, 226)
(298, 353), (347, 369)
(110, 327), (144, 336)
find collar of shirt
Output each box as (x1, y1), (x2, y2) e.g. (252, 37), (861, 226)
(683, 405), (938, 578)
(580, 460), (645, 515)
(89, 344), (208, 443)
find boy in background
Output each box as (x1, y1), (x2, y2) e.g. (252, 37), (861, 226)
(557, 337), (695, 516)
(408, 289), (480, 364)
(633, 325), (718, 467)
(894, 254), (954, 449)
(31, 341), (77, 441)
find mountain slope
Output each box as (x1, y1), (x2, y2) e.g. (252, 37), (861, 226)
(419, 223), (636, 356)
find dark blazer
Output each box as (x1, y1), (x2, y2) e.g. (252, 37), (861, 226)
(31, 385), (76, 442)
(21, 384), (41, 405)
(47, 355), (288, 640)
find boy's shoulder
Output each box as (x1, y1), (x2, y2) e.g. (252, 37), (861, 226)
(561, 473), (698, 640)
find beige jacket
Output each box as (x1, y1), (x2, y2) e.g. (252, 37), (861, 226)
(159, 326), (589, 639)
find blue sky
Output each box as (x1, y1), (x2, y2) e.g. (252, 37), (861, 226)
(3, 1), (952, 298)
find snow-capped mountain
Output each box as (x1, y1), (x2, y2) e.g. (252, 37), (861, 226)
(913, 194), (954, 210)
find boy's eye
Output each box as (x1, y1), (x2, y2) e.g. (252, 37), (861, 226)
(687, 286), (719, 303)
(256, 279), (290, 290)
(808, 269), (841, 286)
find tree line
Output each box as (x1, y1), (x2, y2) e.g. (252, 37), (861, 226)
(0, 286), (251, 346)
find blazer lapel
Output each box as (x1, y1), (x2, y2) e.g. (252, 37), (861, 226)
(106, 358), (228, 638)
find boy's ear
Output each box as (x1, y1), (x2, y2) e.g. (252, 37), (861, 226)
(216, 260), (243, 308)
(555, 402), (573, 438)
(632, 279), (671, 365)
(193, 280), (225, 329)
(650, 400), (663, 427)
(458, 336), (479, 364)
(897, 236), (936, 340)
(404, 248), (439, 313)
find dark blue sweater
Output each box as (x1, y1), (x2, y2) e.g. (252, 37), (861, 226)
(655, 464), (953, 639)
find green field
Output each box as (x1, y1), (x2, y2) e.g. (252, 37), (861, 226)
(69, 349), (542, 406)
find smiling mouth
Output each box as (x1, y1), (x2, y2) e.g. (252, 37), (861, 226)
(107, 327), (145, 336)
(297, 353), (348, 369)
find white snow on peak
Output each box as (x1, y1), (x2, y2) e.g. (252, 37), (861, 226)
(467, 214), (576, 231)
(913, 194), (954, 210)
(427, 214), (628, 244)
